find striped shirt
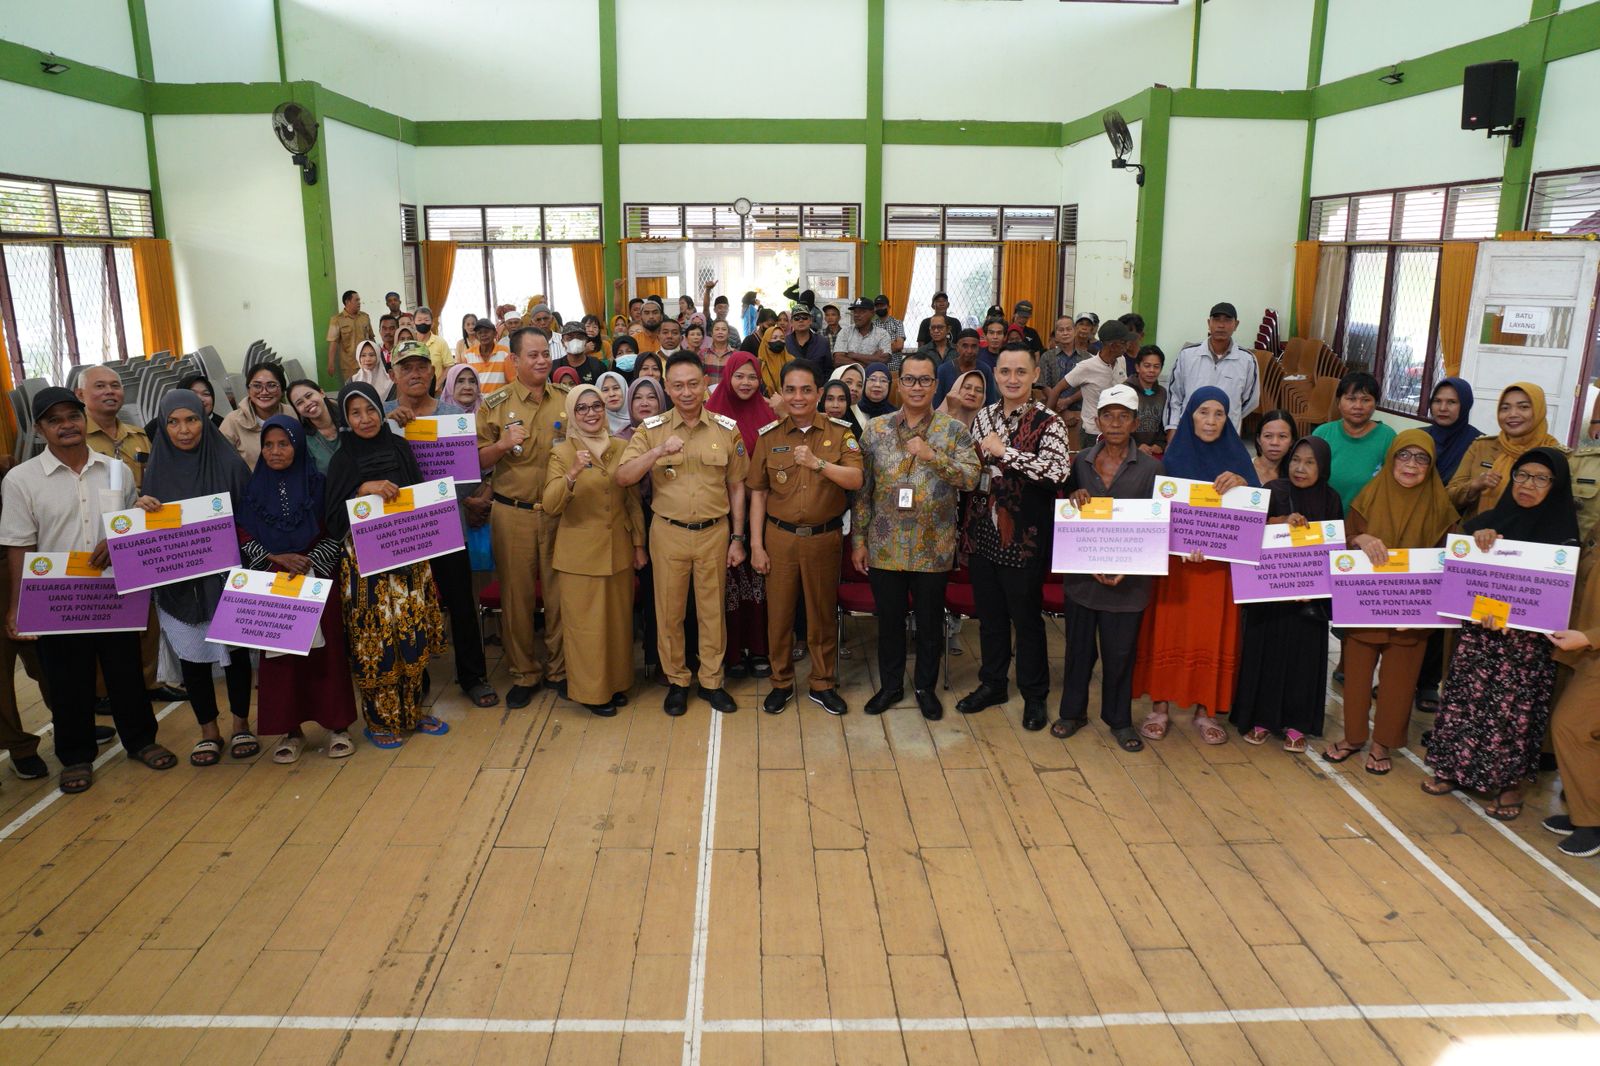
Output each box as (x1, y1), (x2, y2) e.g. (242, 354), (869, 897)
(464, 343), (512, 394)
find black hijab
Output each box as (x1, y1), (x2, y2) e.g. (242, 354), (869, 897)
(240, 415), (325, 555)
(324, 381), (423, 539)
(1265, 435), (1344, 523)
(142, 389), (252, 624)
(1463, 446), (1578, 545)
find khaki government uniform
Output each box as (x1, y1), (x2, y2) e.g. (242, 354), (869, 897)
(477, 378), (570, 687)
(542, 440), (645, 706)
(84, 417), (158, 688)
(747, 413), (862, 691)
(1572, 439), (1600, 544)
(326, 309), (374, 378)
(619, 406), (749, 688)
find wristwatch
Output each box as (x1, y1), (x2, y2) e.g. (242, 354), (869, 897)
(730, 533), (747, 543)
(815, 457), (826, 471)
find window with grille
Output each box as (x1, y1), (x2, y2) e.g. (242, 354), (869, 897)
(1306, 179), (1500, 242)
(423, 204), (602, 244)
(623, 203), (859, 241)
(0, 173), (153, 382)
(886, 204), (1058, 333)
(1528, 167), (1600, 235)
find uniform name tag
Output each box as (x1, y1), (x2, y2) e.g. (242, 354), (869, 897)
(896, 485), (915, 510)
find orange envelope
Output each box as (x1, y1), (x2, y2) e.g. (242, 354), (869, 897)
(270, 572), (307, 597)
(1288, 523), (1325, 547)
(403, 420), (438, 442)
(382, 488), (415, 515)
(144, 503), (183, 530)
(1187, 484), (1221, 508)
(1079, 497), (1114, 520)
(1372, 549), (1411, 573)
(1471, 595), (1511, 627)
(65, 551), (103, 577)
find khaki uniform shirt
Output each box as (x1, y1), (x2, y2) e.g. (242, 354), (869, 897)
(85, 418), (151, 490)
(619, 407), (749, 524)
(326, 310), (375, 377)
(746, 413), (861, 525)
(476, 378), (570, 503)
(541, 439), (646, 576)
(1572, 440), (1600, 546)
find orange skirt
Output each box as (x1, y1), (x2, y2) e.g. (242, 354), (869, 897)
(1130, 558), (1242, 715)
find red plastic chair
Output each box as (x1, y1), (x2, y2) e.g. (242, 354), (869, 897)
(1042, 570), (1066, 617)
(837, 543), (877, 660)
(941, 565), (977, 689)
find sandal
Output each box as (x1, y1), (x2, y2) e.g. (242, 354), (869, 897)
(465, 683), (499, 708)
(272, 736), (304, 765)
(363, 727), (404, 749)
(327, 731), (355, 759)
(1486, 791), (1523, 822)
(190, 738), (223, 767)
(1243, 726), (1270, 746)
(1194, 716), (1228, 746)
(1365, 752), (1392, 776)
(1415, 688), (1441, 714)
(415, 715), (450, 736)
(131, 743), (177, 771)
(1139, 712), (1170, 741)
(1322, 740), (1362, 764)
(229, 732), (261, 760)
(1111, 727), (1145, 752)
(58, 763), (93, 794)
(1050, 717), (1088, 740)
(1421, 777), (1458, 796)
(1283, 730), (1307, 754)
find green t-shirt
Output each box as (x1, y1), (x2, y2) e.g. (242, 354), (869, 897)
(1313, 418), (1397, 512)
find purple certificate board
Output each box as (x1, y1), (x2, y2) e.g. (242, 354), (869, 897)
(1050, 498), (1170, 576)
(1328, 548), (1453, 629)
(345, 477), (466, 576)
(15, 553), (151, 636)
(404, 414), (481, 484)
(102, 494), (241, 594)
(1152, 476), (1271, 566)
(1230, 521), (1346, 603)
(205, 568), (331, 656)
(1436, 534), (1577, 633)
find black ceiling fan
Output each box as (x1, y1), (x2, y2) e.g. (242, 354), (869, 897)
(1103, 110), (1145, 187)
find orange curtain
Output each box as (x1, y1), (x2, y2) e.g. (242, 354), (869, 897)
(0, 319), (15, 454)
(1438, 242), (1479, 378)
(571, 244), (605, 317)
(1000, 240), (1059, 327)
(879, 241), (917, 319)
(130, 238), (182, 357)
(635, 277), (668, 300)
(421, 240), (458, 311)
(1292, 240), (1319, 337)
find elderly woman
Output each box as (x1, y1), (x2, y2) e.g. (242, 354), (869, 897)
(220, 361), (294, 469)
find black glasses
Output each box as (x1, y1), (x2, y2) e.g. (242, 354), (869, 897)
(1511, 470), (1554, 487)
(574, 401), (605, 415)
(900, 375), (935, 388)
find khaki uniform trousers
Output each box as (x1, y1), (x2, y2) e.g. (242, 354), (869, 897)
(491, 501), (563, 687)
(764, 524), (841, 691)
(1552, 655), (1600, 825)
(651, 516), (729, 689)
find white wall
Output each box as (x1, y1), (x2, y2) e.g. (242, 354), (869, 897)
(412, 145), (603, 206)
(616, 0), (865, 118)
(1060, 131), (1139, 321)
(146, 0), (279, 83)
(1157, 117), (1306, 357)
(882, 145), (1060, 205)
(0, 83), (149, 188)
(884, 0), (1192, 121)
(1310, 88), (1507, 195)
(325, 120), (412, 313)
(1531, 50), (1600, 175)
(1320, 0), (1528, 84)
(0, 0), (136, 75)
(619, 144), (865, 203)
(1196, 0), (1315, 92)
(154, 114), (312, 368)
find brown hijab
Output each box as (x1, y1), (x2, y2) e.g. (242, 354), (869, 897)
(1349, 428), (1458, 547)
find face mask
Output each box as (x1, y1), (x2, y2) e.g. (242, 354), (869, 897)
(875, 308), (887, 318)
(615, 354), (637, 372)
(767, 340), (785, 352)
(565, 339), (587, 356)
(416, 322), (431, 334)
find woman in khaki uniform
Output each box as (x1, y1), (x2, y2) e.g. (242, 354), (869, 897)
(1547, 527), (1600, 856)
(544, 384), (647, 716)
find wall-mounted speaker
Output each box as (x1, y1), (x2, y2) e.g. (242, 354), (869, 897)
(1462, 60), (1517, 131)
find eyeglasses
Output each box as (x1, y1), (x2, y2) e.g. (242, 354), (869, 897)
(899, 375), (935, 388)
(1511, 470), (1554, 487)
(248, 381), (280, 392)
(1392, 450), (1431, 467)
(573, 401), (605, 415)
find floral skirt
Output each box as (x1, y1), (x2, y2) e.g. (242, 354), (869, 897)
(340, 554), (446, 733)
(1426, 625), (1556, 792)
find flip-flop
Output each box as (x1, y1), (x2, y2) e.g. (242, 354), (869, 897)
(1365, 753), (1392, 776)
(415, 715), (450, 736)
(1322, 741), (1362, 764)
(1421, 778), (1458, 796)
(1283, 731), (1307, 753)
(363, 727), (404, 749)
(1243, 727), (1270, 745)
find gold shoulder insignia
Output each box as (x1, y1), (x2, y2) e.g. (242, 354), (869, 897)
(709, 412), (738, 431)
(828, 416), (853, 429)
(642, 413), (668, 429)
(758, 420), (782, 435)
(551, 381), (571, 393)
(483, 388), (510, 410)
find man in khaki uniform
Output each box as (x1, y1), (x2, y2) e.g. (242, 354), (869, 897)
(748, 359), (863, 715)
(476, 327), (570, 708)
(325, 289), (374, 379)
(1575, 388), (1600, 545)
(77, 365), (149, 489)
(617, 352), (750, 716)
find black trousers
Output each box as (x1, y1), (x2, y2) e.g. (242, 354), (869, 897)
(431, 548), (488, 688)
(868, 568), (948, 694)
(1059, 599), (1143, 731)
(969, 553), (1049, 701)
(180, 647), (252, 727)
(38, 632), (157, 767)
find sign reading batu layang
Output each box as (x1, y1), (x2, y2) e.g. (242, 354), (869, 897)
(14, 552), (151, 636)
(403, 413), (481, 484)
(344, 476), (465, 576)
(1328, 548), (1452, 628)
(1230, 520), (1347, 603)
(101, 494), (240, 594)
(205, 568), (332, 656)
(1436, 534), (1578, 634)
(1050, 497), (1171, 576)
(1151, 476), (1270, 565)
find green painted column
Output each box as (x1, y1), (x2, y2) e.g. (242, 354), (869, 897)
(289, 82), (340, 388)
(1130, 89), (1169, 340)
(125, 0), (165, 237)
(1291, 0), (1329, 335)
(1496, 18), (1551, 233)
(862, 0), (884, 297)
(598, 0), (622, 301)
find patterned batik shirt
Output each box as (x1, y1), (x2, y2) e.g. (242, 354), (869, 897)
(852, 409), (981, 572)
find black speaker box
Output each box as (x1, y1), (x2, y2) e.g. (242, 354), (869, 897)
(1462, 60), (1517, 130)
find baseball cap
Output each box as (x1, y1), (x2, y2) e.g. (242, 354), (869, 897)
(473, 317), (496, 332)
(31, 386), (84, 422)
(873, 294), (890, 306)
(1074, 311), (1100, 327)
(1097, 319), (1132, 345)
(391, 341), (432, 365)
(932, 290), (949, 301)
(848, 297), (873, 312)
(561, 318), (586, 336)
(1097, 383), (1139, 413)
(955, 328), (981, 342)
(789, 304), (812, 319)
(1209, 302), (1238, 320)
(1014, 300), (1033, 313)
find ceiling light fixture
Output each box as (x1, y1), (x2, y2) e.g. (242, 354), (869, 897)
(39, 59), (69, 75)
(1379, 67), (1404, 85)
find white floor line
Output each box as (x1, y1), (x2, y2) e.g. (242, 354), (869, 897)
(0, 701), (182, 842)
(1301, 748), (1600, 1021)
(682, 707), (725, 1066)
(5, 1000), (1599, 1036)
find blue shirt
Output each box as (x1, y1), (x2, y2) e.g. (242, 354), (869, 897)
(933, 360), (998, 407)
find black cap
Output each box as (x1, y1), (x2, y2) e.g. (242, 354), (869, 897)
(1097, 320), (1132, 345)
(1209, 302), (1238, 320)
(31, 386), (84, 422)
(873, 294), (890, 306)
(955, 328), (981, 342)
(848, 297), (873, 311)
(932, 290), (949, 301)
(473, 317), (496, 332)
(1014, 300), (1033, 313)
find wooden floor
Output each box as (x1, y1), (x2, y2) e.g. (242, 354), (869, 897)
(2, 614), (1600, 1066)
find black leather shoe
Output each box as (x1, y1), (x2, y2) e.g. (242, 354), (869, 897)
(12, 754), (48, 780)
(956, 684), (1008, 714)
(585, 702), (617, 718)
(147, 685), (187, 702)
(611, 692), (629, 707)
(664, 684), (689, 716)
(699, 686), (737, 714)
(763, 687), (792, 714)
(506, 683), (538, 709)
(1021, 698), (1048, 731)
(916, 689), (943, 721)
(864, 689), (902, 715)
(726, 658), (749, 680)
(553, 679), (569, 701)
(809, 688), (848, 716)
(94, 725), (116, 744)
(750, 656), (772, 678)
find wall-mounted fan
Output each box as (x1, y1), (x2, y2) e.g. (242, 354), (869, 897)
(1103, 110), (1145, 187)
(272, 102), (320, 186)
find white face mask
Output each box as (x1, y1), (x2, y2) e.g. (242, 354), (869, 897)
(564, 338), (587, 356)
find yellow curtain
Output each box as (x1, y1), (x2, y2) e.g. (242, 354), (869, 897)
(130, 238), (182, 357)
(571, 244), (605, 318)
(636, 277), (668, 301)
(421, 240), (458, 310)
(0, 319), (15, 455)
(1000, 240), (1059, 327)
(1438, 242), (1479, 378)
(879, 241), (917, 318)
(1292, 240), (1320, 337)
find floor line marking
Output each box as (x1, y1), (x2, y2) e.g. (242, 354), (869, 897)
(0, 701), (182, 842)
(683, 707), (725, 1066)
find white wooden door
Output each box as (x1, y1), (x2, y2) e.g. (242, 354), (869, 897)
(1457, 241), (1600, 445)
(799, 242), (857, 303)
(626, 242), (687, 300)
